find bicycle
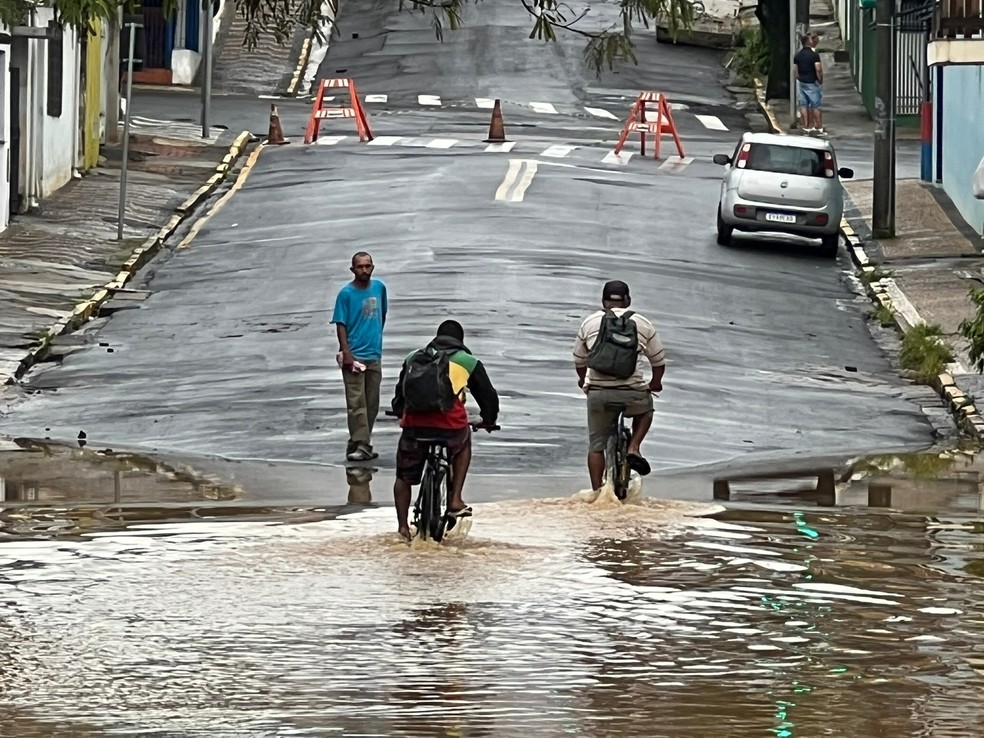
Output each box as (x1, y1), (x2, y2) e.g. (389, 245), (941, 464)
(385, 411), (499, 542)
(603, 391), (659, 501)
(604, 402), (633, 501)
(413, 422), (499, 542)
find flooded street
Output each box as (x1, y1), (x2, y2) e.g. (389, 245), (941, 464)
(3, 447), (984, 736)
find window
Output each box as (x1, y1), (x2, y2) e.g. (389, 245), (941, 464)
(745, 144), (829, 178)
(46, 21), (63, 118)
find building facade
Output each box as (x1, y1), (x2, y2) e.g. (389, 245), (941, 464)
(929, 1), (984, 236)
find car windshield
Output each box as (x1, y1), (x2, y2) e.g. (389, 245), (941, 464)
(744, 143), (828, 177)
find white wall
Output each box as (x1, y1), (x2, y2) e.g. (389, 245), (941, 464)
(37, 7), (81, 197)
(941, 64), (984, 236)
(0, 37), (12, 232)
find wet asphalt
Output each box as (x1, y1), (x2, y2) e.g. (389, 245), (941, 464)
(0, 0), (947, 498)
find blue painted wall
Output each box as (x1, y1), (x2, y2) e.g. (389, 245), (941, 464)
(941, 64), (984, 236)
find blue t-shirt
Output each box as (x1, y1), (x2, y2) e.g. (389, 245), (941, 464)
(331, 280), (387, 361)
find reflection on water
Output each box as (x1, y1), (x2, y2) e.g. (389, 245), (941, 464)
(712, 447), (984, 513)
(2, 477), (984, 736)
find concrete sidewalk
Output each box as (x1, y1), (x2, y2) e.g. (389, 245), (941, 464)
(0, 104), (256, 395)
(756, 0), (984, 439)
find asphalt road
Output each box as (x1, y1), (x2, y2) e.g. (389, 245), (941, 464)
(0, 0), (946, 499)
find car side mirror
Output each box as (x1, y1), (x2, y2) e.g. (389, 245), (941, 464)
(838, 167), (855, 179)
(712, 154), (731, 166)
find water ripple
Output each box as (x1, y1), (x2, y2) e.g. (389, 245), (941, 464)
(2, 495), (984, 736)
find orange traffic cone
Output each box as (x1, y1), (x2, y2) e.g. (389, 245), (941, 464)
(268, 104), (289, 145)
(484, 99), (507, 143)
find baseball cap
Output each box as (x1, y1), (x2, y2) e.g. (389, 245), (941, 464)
(602, 280), (630, 301)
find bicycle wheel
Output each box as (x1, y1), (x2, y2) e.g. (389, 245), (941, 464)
(606, 415), (631, 501)
(415, 463), (436, 541)
(429, 465), (449, 542)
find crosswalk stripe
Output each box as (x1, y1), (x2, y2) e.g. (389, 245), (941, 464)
(585, 107), (618, 120)
(695, 114), (728, 131)
(476, 98), (496, 109)
(365, 94), (388, 103)
(418, 94), (442, 106)
(601, 151), (634, 165)
(485, 142), (517, 153)
(426, 139), (458, 149)
(530, 102), (558, 114)
(314, 135), (348, 146)
(368, 136), (403, 146)
(658, 156), (694, 174)
(540, 145), (577, 158)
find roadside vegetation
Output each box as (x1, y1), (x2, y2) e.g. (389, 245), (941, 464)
(899, 323), (955, 384)
(730, 27), (770, 87)
(872, 304), (894, 327)
(958, 286), (984, 374)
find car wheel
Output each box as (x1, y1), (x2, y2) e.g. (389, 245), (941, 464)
(716, 208), (733, 246)
(820, 233), (839, 258)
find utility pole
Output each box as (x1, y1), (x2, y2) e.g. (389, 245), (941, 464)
(788, 0), (797, 128)
(117, 16), (141, 240)
(872, 0), (897, 238)
(201, 0), (214, 138)
(106, 10), (121, 144)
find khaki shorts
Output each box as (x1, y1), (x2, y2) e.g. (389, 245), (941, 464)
(586, 388), (653, 453)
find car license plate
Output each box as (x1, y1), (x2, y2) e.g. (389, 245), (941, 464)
(765, 212), (797, 224)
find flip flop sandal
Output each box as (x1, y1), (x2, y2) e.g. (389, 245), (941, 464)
(627, 453), (652, 477)
(446, 506), (473, 519)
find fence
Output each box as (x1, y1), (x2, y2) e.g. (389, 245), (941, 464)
(837, 0), (928, 123)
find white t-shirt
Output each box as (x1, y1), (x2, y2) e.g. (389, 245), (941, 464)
(573, 308), (665, 389)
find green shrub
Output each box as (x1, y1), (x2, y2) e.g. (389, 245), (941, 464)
(899, 323), (954, 384)
(958, 286), (984, 374)
(731, 28), (770, 86)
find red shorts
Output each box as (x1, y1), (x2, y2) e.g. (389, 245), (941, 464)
(396, 427), (471, 485)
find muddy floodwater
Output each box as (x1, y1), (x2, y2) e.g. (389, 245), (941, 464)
(2, 448), (984, 736)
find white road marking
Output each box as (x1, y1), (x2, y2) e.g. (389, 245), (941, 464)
(367, 136), (403, 146)
(495, 159), (539, 202)
(658, 156), (694, 174)
(530, 102), (558, 114)
(418, 94), (442, 106)
(670, 102), (689, 111)
(495, 160), (523, 201)
(585, 107), (618, 120)
(426, 138), (458, 149)
(364, 94), (388, 103)
(485, 142), (516, 152)
(540, 145), (577, 158)
(695, 114), (728, 131)
(314, 135), (349, 146)
(476, 98), (496, 109)
(602, 151), (634, 165)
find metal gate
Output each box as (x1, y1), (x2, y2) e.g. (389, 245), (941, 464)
(896, 29), (927, 115)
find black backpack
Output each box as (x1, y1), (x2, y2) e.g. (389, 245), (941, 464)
(586, 310), (639, 379)
(401, 347), (457, 413)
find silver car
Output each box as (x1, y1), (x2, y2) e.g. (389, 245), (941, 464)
(712, 132), (855, 258)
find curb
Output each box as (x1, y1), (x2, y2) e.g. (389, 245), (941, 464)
(841, 217), (984, 439)
(754, 79), (784, 135)
(753, 80), (984, 438)
(287, 36), (313, 96)
(1, 130), (254, 390)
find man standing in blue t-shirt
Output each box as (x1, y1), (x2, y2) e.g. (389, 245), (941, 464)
(331, 252), (388, 461)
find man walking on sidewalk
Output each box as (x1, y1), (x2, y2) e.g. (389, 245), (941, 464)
(332, 252), (388, 461)
(793, 33), (825, 136)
